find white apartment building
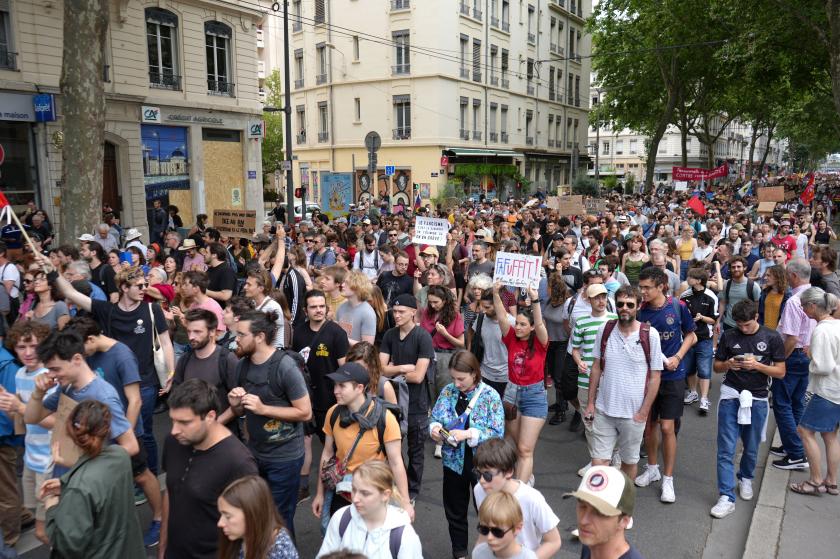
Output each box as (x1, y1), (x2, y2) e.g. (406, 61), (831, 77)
(267, 0), (591, 211)
(0, 0), (265, 237)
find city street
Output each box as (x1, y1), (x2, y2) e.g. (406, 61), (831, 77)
(18, 372), (766, 559)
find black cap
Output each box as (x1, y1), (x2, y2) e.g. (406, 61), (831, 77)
(327, 362), (370, 385)
(392, 294), (418, 309)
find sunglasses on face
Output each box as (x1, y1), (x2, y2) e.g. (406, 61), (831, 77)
(477, 524), (514, 538)
(616, 301), (636, 309)
(472, 468), (500, 483)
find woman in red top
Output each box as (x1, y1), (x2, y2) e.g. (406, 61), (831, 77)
(492, 282), (549, 484)
(420, 285), (466, 400)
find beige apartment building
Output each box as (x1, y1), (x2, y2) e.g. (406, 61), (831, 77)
(267, 0), (591, 212)
(0, 0), (265, 238)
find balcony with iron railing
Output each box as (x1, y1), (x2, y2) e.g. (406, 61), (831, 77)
(567, 141), (573, 149)
(490, 132), (498, 142)
(460, 129), (470, 140)
(501, 20), (510, 31)
(292, 20), (303, 32)
(526, 136), (534, 145)
(491, 16), (499, 28)
(390, 0), (410, 11)
(0, 50), (16, 70)
(207, 80), (235, 96)
(296, 132), (307, 144)
(294, 78), (304, 89)
(393, 127), (411, 140)
(392, 64), (411, 75)
(501, 77), (510, 89)
(570, 53), (581, 64)
(472, 130), (482, 141)
(568, 94), (574, 104)
(149, 71), (181, 90)
(527, 84), (535, 95)
(473, 70), (482, 82)
(549, 90), (555, 101)
(459, 1), (470, 16)
(549, 139), (557, 147)
(528, 32), (536, 44)
(316, 73), (328, 84)
(318, 131), (329, 142)
(490, 76), (499, 86)
(575, 97), (581, 107)
(460, 67), (470, 79)
(473, 8), (483, 20)
(501, 132), (509, 143)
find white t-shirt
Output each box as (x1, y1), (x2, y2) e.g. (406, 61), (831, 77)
(472, 542), (538, 559)
(1, 261), (20, 298)
(474, 482), (559, 552)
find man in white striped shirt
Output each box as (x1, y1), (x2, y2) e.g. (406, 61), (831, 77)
(587, 285), (664, 480)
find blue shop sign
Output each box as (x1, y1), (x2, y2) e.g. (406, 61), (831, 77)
(33, 94), (56, 122)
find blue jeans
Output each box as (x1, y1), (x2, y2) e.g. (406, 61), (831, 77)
(139, 384), (159, 474)
(716, 398), (768, 502)
(684, 338), (714, 380)
(771, 349), (809, 460)
(259, 455), (304, 541)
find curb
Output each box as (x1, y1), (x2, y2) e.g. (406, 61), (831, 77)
(743, 427), (788, 559)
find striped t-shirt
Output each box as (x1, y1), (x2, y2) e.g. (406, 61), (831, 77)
(15, 366), (55, 474)
(571, 313), (618, 388)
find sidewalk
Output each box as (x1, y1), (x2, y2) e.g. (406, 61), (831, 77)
(744, 428), (840, 558)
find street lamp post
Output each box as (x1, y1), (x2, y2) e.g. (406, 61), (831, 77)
(267, 1), (295, 229)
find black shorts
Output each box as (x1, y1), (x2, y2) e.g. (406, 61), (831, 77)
(650, 379), (686, 422)
(130, 442), (150, 478)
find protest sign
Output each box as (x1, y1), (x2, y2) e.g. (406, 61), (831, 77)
(412, 216), (450, 246)
(493, 251), (542, 289)
(55, 394), (82, 467)
(213, 209), (257, 236)
(548, 195), (585, 215)
(674, 181), (688, 191)
(757, 186), (785, 203)
(756, 201), (777, 214)
(584, 198), (607, 214)
(672, 164), (728, 181)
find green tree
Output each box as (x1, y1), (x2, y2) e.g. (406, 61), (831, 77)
(262, 70), (284, 192)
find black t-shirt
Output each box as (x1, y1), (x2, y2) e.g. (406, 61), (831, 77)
(100, 265), (118, 297)
(292, 321), (349, 415)
(91, 299), (167, 386)
(714, 325), (785, 398)
(582, 544), (645, 559)
(173, 346), (240, 412)
(162, 434), (258, 559)
(207, 263), (236, 306)
(380, 325), (435, 415)
(376, 272), (414, 307)
(280, 268), (307, 329)
(681, 289), (718, 341)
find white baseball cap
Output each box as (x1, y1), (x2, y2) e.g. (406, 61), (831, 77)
(564, 466), (635, 517)
(78, 234), (96, 242)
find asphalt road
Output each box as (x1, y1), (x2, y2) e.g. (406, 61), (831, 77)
(19, 372), (766, 559)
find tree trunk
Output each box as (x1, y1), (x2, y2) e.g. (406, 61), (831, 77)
(758, 122), (777, 177)
(747, 124), (760, 179)
(644, 90), (679, 191)
(59, 0), (109, 243)
(679, 115), (689, 167)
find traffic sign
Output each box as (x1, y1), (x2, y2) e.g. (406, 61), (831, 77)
(364, 131), (381, 152)
(385, 165), (395, 176)
(281, 160), (292, 171)
(440, 155), (449, 167)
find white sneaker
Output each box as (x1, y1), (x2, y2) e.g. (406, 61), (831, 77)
(434, 444), (442, 459)
(570, 528), (580, 538)
(634, 465), (661, 487)
(739, 478), (754, 501)
(660, 476), (676, 503)
(684, 390), (699, 404)
(710, 496), (735, 518)
(577, 462), (593, 477)
(699, 398), (710, 415)
(611, 450), (622, 468)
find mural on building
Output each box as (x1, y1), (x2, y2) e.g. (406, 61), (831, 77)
(141, 124), (190, 200)
(320, 172), (354, 218)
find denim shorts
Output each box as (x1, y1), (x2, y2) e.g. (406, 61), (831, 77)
(799, 394), (840, 433)
(684, 338), (713, 380)
(504, 380), (548, 419)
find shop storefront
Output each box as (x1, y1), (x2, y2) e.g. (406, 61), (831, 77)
(0, 92), (39, 209)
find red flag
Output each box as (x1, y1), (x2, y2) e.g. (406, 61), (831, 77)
(0, 191), (9, 208)
(800, 174), (815, 205)
(687, 195), (706, 216)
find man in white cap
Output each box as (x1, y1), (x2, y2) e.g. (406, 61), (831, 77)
(565, 466), (643, 559)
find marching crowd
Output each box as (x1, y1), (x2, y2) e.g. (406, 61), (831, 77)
(0, 177), (839, 559)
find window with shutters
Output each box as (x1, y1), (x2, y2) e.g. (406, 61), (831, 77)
(527, 5), (535, 43)
(489, 103), (498, 140)
(146, 8), (180, 90)
(629, 139), (638, 154)
(353, 36), (360, 61)
(526, 58), (534, 95)
(459, 97), (469, 139)
(548, 67), (555, 100)
(205, 21), (233, 96)
(316, 43), (328, 84)
(0, 0), (14, 69)
(292, 0), (302, 31)
(296, 105), (306, 143)
(314, 0), (326, 24)
(501, 0), (510, 30)
(460, 35), (469, 79)
(393, 95), (411, 139)
(472, 39), (482, 82)
(501, 49), (509, 88)
(489, 45), (498, 85)
(318, 102), (329, 142)
(392, 30), (410, 74)
(354, 98), (361, 122)
(525, 110), (533, 145)
(500, 105), (508, 143)
(472, 99), (481, 140)
(294, 49), (304, 88)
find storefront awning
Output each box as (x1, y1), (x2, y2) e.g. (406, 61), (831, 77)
(443, 148), (523, 158)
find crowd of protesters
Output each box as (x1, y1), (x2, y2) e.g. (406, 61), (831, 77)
(0, 173), (839, 559)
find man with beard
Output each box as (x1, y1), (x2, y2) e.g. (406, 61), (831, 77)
(171, 309), (239, 415)
(159, 380), (257, 559)
(225, 310), (312, 538)
(376, 250), (414, 307)
(586, 286), (663, 480)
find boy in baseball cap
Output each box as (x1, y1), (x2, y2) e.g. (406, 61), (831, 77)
(565, 466), (643, 558)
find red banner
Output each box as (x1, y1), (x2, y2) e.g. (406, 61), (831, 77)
(672, 164), (729, 181)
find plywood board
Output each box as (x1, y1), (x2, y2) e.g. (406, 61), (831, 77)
(757, 186), (785, 202)
(757, 201), (777, 214)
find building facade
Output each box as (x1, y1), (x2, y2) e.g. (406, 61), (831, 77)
(0, 0), (264, 239)
(269, 0), (591, 212)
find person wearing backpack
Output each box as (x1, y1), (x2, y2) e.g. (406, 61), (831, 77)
(717, 256), (761, 335)
(312, 363), (414, 524)
(586, 285), (664, 481)
(430, 350), (504, 559)
(317, 460), (422, 559)
(226, 310), (312, 540)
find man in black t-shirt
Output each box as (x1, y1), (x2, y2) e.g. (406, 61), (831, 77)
(160, 380), (257, 559)
(204, 242), (237, 308)
(376, 251), (414, 307)
(711, 300), (785, 519)
(379, 294), (434, 501)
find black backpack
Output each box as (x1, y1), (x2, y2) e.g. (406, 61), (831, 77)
(724, 278), (757, 303)
(237, 348), (313, 404)
(174, 346), (235, 393)
(338, 506), (404, 559)
(328, 400), (401, 455)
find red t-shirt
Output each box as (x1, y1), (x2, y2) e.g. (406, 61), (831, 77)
(502, 328), (548, 386)
(771, 234), (797, 259)
(419, 310), (465, 350)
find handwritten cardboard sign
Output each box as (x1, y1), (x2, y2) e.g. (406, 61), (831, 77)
(547, 195), (585, 216)
(493, 252), (542, 289)
(756, 201), (777, 214)
(55, 394), (82, 467)
(213, 209), (257, 236)
(584, 198), (607, 214)
(412, 216), (450, 246)
(757, 186), (785, 203)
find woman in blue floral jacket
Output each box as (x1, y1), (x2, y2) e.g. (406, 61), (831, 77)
(430, 349), (505, 559)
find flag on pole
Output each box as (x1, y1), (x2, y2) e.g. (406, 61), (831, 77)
(0, 190), (10, 209)
(414, 192), (421, 210)
(800, 174), (815, 205)
(737, 180), (753, 199)
(687, 195), (707, 216)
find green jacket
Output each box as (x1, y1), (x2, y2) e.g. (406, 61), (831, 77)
(46, 445), (145, 559)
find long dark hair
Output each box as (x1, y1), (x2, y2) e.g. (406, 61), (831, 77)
(218, 476), (284, 559)
(516, 308), (537, 357)
(426, 284), (456, 327)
